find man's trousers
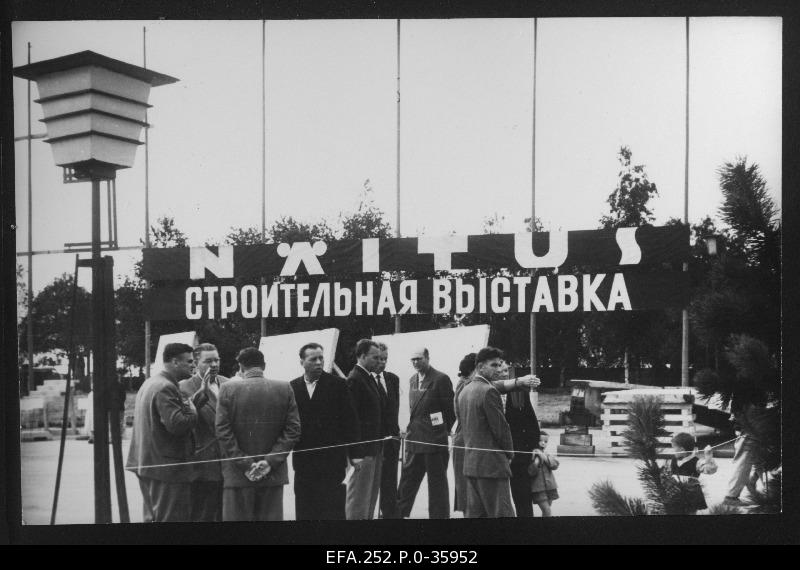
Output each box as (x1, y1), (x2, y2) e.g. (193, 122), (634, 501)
(345, 451), (383, 520)
(396, 450), (450, 519)
(464, 476), (516, 518)
(138, 477), (191, 523)
(222, 486), (284, 522)
(379, 438), (401, 519)
(295, 474), (346, 520)
(189, 480), (223, 522)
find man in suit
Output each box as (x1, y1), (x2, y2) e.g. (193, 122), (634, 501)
(290, 342), (359, 520)
(216, 347), (301, 521)
(178, 342), (229, 522)
(458, 346), (516, 518)
(126, 343), (198, 522)
(345, 339), (385, 520)
(396, 347), (455, 519)
(375, 342), (401, 519)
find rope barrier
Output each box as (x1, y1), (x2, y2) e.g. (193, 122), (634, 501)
(126, 434), (743, 471)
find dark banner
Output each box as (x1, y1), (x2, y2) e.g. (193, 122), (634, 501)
(142, 270), (689, 321)
(141, 225), (688, 282)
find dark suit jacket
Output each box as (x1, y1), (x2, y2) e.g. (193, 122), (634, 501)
(458, 375), (514, 479)
(504, 391), (541, 471)
(290, 372), (360, 485)
(126, 371), (198, 482)
(381, 371), (400, 437)
(405, 367), (455, 454)
(216, 370), (301, 488)
(346, 364), (385, 459)
(178, 373), (229, 481)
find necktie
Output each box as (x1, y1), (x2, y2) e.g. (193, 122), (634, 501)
(374, 373), (388, 402)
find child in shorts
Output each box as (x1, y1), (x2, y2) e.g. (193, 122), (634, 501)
(528, 431), (559, 517)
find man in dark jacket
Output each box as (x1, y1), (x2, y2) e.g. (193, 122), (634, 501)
(345, 339), (385, 520)
(290, 342), (359, 520)
(216, 347), (301, 521)
(375, 342), (401, 519)
(458, 346), (515, 518)
(126, 343), (198, 522)
(178, 343), (229, 522)
(397, 347), (455, 519)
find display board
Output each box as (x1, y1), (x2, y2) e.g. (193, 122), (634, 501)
(258, 328), (340, 382)
(373, 325), (490, 431)
(151, 331), (198, 373)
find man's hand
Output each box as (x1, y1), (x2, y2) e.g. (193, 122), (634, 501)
(349, 457), (364, 472)
(245, 459), (271, 481)
(515, 374), (542, 390)
(703, 445), (713, 459)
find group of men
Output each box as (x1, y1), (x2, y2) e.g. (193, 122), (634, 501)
(126, 339), (534, 522)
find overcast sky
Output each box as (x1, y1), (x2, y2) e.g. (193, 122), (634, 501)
(12, 18), (781, 294)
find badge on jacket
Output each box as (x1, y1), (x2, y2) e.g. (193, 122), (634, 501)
(430, 412), (444, 426)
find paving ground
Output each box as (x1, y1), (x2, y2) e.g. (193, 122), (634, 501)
(20, 431), (743, 525)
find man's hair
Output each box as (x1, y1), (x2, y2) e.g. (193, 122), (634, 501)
(163, 343), (194, 363)
(458, 353), (477, 378)
(299, 342), (324, 360)
(540, 431), (549, 437)
(376, 342), (388, 351)
(236, 347), (265, 370)
(193, 343), (218, 360)
(475, 346), (504, 365)
(355, 339), (379, 358)
(671, 432), (695, 451)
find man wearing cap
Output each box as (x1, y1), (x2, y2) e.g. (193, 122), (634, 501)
(396, 347), (455, 519)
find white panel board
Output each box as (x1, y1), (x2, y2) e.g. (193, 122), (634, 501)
(152, 331), (198, 373)
(373, 325), (490, 432)
(258, 328), (340, 382)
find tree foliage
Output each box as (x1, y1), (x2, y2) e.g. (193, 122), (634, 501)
(599, 146), (659, 229)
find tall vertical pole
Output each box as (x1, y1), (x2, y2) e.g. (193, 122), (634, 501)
(681, 17), (690, 387)
(261, 19), (268, 338)
(143, 27), (152, 377)
(92, 179), (112, 524)
(394, 19), (402, 334)
(26, 42), (34, 394)
(529, 19), (538, 377)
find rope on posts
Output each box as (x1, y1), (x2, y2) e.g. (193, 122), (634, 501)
(51, 254), (80, 525)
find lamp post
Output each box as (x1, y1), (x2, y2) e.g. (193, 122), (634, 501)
(14, 51), (177, 523)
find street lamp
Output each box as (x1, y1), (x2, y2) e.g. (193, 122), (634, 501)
(14, 51), (177, 524)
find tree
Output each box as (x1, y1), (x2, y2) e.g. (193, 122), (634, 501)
(600, 146), (659, 229)
(339, 183), (392, 240)
(585, 146), (672, 384)
(18, 273), (92, 380)
(689, 158), (780, 357)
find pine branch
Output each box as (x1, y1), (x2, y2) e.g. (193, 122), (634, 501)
(589, 481), (650, 516)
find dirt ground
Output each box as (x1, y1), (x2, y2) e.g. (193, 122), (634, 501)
(20, 434), (745, 525)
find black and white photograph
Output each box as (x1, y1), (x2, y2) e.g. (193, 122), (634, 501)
(4, 2), (790, 546)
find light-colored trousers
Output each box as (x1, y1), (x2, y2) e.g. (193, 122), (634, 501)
(727, 436), (762, 499)
(345, 451), (383, 520)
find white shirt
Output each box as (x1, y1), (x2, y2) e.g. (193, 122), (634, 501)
(304, 375), (318, 399)
(209, 379), (219, 397)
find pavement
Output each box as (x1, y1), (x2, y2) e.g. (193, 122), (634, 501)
(20, 430), (743, 524)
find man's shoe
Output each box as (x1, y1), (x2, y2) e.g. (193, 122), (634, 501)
(723, 496), (743, 506)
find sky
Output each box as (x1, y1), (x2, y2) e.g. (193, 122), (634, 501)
(12, 18), (782, 295)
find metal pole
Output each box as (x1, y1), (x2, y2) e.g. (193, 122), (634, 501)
(261, 19), (268, 338)
(681, 17), (690, 387)
(92, 179), (112, 523)
(529, 19), (538, 377)
(51, 254), (80, 525)
(26, 42), (34, 395)
(394, 18), (402, 334)
(143, 26), (152, 377)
